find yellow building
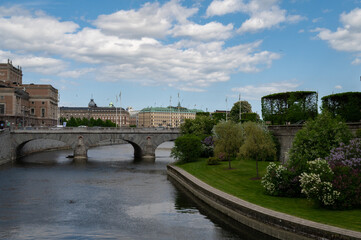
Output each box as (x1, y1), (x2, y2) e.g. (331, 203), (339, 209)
(138, 105), (202, 128)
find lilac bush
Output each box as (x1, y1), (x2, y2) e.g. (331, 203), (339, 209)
(327, 138), (361, 169)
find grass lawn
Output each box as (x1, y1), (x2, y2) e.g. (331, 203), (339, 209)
(178, 158), (361, 232)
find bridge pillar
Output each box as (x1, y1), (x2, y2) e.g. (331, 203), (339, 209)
(73, 136), (87, 163)
(142, 136), (156, 160)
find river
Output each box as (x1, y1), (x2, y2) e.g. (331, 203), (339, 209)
(0, 142), (275, 240)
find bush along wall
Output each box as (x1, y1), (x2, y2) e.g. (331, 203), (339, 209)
(261, 91), (318, 125)
(321, 92), (361, 122)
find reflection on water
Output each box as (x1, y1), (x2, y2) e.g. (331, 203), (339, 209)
(0, 142), (275, 240)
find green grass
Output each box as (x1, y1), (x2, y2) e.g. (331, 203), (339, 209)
(178, 158), (361, 232)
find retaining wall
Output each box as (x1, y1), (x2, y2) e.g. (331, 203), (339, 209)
(167, 165), (361, 240)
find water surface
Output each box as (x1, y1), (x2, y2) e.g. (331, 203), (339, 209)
(0, 142), (274, 239)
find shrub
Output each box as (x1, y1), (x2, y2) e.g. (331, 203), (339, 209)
(262, 163), (301, 197)
(326, 139), (361, 209)
(288, 111), (352, 173)
(171, 134), (202, 163)
(327, 138), (361, 169)
(207, 157), (220, 165)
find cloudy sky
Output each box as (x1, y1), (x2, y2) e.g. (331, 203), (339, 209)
(0, 0), (360, 115)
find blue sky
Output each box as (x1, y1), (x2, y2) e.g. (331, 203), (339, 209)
(0, 0), (360, 116)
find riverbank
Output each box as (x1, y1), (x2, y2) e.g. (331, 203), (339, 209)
(167, 162), (361, 240)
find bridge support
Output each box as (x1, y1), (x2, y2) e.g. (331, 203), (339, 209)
(73, 136), (87, 163)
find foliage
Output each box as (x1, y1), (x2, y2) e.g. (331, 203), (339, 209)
(288, 111), (352, 173)
(200, 136), (214, 158)
(213, 121), (244, 159)
(299, 159), (340, 207)
(61, 116), (116, 127)
(229, 100), (252, 122)
(261, 163), (301, 197)
(327, 138), (361, 169)
(238, 122), (277, 178)
(180, 159), (361, 231)
(240, 113), (260, 123)
(356, 129), (361, 138)
(326, 139), (361, 209)
(213, 121), (244, 168)
(321, 92), (361, 122)
(238, 122), (277, 162)
(171, 134), (202, 163)
(180, 116), (215, 139)
(212, 112), (227, 123)
(196, 112), (211, 117)
(261, 91), (318, 125)
(207, 156), (220, 165)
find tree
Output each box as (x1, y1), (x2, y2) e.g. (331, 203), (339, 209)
(230, 101), (252, 122)
(180, 115), (215, 139)
(238, 122), (277, 178)
(288, 111), (352, 172)
(171, 134), (202, 163)
(213, 121), (244, 169)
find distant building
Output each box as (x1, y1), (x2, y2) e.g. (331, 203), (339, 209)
(138, 104), (203, 128)
(0, 60), (58, 127)
(60, 98), (130, 126)
(126, 107), (139, 126)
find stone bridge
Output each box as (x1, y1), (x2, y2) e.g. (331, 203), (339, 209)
(0, 127), (180, 164)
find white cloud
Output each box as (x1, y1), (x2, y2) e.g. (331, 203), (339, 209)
(171, 22), (234, 41)
(314, 8), (361, 64)
(0, 2), (281, 91)
(231, 80), (301, 100)
(206, 0), (244, 17)
(93, 0), (197, 39)
(206, 0), (304, 33)
(334, 85), (342, 89)
(352, 58), (361, 65)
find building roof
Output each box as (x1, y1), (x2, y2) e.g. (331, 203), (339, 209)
(140, 106), (203, 113)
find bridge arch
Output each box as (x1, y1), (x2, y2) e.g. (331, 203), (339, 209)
(11, 129), (181, 162)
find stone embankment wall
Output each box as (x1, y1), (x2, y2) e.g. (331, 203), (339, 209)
(268, 122), (361, 163)
(167, 165), (361, 240)
(0, 129), (15, 165)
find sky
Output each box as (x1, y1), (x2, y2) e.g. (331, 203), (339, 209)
(0, 0), (360, 116)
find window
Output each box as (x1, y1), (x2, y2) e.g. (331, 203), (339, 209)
(0, 104), (4, 114)
(42, 101), (45, 104)
(41, 108), (45, 117)
(31, 108), (35, 115)
(0, 96), (4, 100)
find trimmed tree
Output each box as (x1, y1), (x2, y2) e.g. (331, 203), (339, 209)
(261, 91), (318, 125)
(321, 92), (361, 122)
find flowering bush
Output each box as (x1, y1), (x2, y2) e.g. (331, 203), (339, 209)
(299, 159), (340, 207)
(200, 136), (214, 158)
(326, 139), (361, 209)
(262, 162), (301, 197)
(327, 138), (361, 169)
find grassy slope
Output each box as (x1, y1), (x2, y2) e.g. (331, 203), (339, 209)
(178, 159), (361, 232)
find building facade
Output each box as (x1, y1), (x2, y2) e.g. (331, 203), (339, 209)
(0, 60), (58, 128)
(138, 105), (202, 128)
(60, 99), (130, 127)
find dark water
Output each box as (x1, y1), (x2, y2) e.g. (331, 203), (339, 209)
(0, 143), (274, 240)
